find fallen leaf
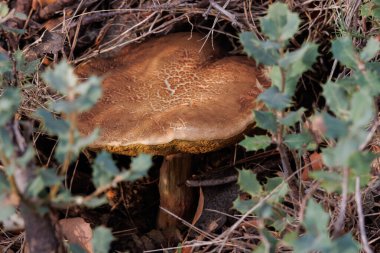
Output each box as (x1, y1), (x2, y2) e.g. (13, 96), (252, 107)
(242, 218), (260, 228)
(59, 217), (93, 253)
(301, 152), (323, 181)
(43, 17), (64, 31)
(32, 0), (58, 10)
(32, 0), (57, 10)
(310, 152), (323, 171)
(176, 188), (204, 253)
(191, 187), (204, 226)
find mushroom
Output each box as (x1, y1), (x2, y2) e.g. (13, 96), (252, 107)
(75, 32), (270, 229)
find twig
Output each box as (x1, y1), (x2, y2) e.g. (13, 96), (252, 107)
(143, 237), (250, 253)
(209, 0), (241, 27)
(360, 119), (380, 151)
(355, 177), (373, 253)
(159, 207), (216, 241)
(186, 175), (237, 187)
(333, 166), (349, 236)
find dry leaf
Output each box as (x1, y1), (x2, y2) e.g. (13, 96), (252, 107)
(302, 152), (323, 181)
(242, 218), (260, 228)
(191, 187), (204, 226)
(310, 152), (323, 171)
(181, 247), (192, 253)
(59, 217), (93, 253)
(32, 0), (58, 10)
(43, 17), (64, 31)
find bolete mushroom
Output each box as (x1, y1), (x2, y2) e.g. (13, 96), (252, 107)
(75, 32), (270, 229)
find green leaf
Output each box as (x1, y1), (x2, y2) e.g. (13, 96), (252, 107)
(14, 12), (27, 20)
(329, 233), (360, 253)
(92, 227), (115, 253)
(253, 244), (266, 253)
(83, 197), (108, 208)
(72, 129), (99, 153)
(260, 2), (300, 42)
(55, 129), (99, 164)
(254, 111), (277, 132)
(360, 37), (380, 62)
(52, 189), (74, 204)
(322, 133), (366, 168)
(255, 203), (273, 219)
(0, 2), (9, 18)
(253, 228), (278, 253)
(348, 152), (374, 184)
(261, 228), (278, 251)
(310, 171), (342, 193)
(292, 234), (331, 253)
(35, 109), (70, 134)
(279, 43), (319, 95)
(27, 169), (62, 197)
(42, 61), (77, 95)
(284, 132), (316, 151)
(0, 128), (14, 159)
(265, 177), (288, 203)
(54, 191), (106, 208)
(52, 77), (102, 114)
(321, 112), (348, 139)
(0, 172), (10, 192)
(92, 152), (119, 188)
(283, 231), (298, 246)
(0, 52), (11, 76)
(73, 76), (102, 112)
(38, 169), (62, 185)
(16, 145), (35, 167)
(360, 2), (372, 17)
(239, 135), (272, 151)
(367, 62), (380, 75)
(268, 66), (282, 90)
(68, 244), (87, 253)
(290, 199), (333, 253)
(322, 81), (349, 117)
(237, 169), (261, 196)
(272, 216), (289, 233)
(280, 108), (306, 126)
(304, 200), (329, 233)
(355, 70), (380, 94)
(0, 87), (20, 126)
(0, 194), (16, 222)
(50, 100), (78, 114)
(259, 86), (291, 110)
(349, 90), (374, 129)
(374, 7), (380, 19)
(331, 37), (357, 69)
(1, 25), (25, 35)
(233, 198), (256, 214)
(126, 154), (152, 181)
(240, 32), (281, 65)
(14, 50), (39, 75)
(264, 177), (282, 192)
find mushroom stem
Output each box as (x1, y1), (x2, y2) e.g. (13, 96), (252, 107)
(157, 153), (194, 229)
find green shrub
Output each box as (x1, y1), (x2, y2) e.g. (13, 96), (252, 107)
(236, 3), (380, 252)
(0, 5), (152, 250)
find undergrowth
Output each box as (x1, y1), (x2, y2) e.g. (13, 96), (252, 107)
(236, 2), (380, 253)
(0, 1), (379, 253)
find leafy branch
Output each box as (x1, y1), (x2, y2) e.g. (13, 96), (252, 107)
(236, 2), (380, 252)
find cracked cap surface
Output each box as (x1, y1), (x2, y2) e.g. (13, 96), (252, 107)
(76, 32), (271, 155)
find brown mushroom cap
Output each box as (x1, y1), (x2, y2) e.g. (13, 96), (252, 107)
(76, 33), (270, 156)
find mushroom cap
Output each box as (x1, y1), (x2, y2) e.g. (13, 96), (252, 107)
(76, 33), (270, 156)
